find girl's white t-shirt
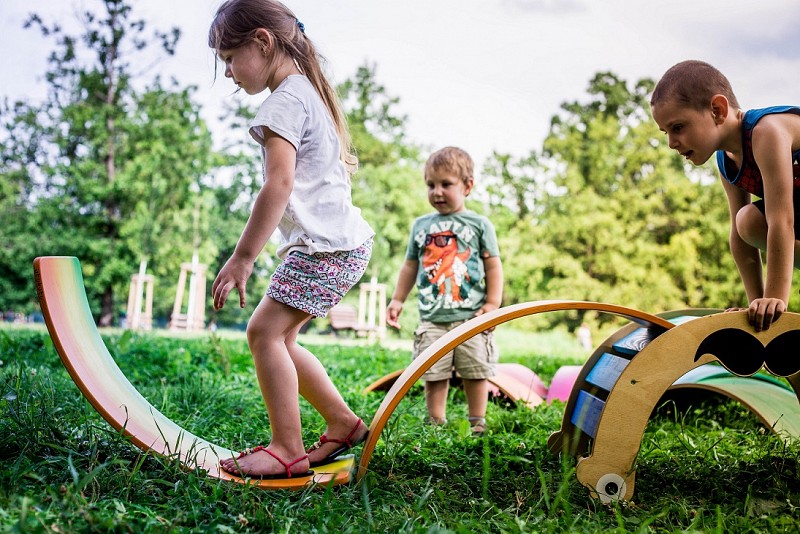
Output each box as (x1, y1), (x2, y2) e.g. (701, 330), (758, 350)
(249, 75), (374, 259)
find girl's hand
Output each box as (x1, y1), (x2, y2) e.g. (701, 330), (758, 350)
(747, 297), (786, 332)
(212, 255), (254, 310)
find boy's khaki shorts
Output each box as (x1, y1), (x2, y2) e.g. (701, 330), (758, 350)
(412, 319), (498, 382)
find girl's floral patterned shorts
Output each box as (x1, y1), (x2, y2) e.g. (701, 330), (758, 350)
(267, 237), (373, 318)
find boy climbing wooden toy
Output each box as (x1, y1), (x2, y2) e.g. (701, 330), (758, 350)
(650, 60), (800, 332)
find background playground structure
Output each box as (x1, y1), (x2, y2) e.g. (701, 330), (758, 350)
(125, 260), (154, 331)
(124, 257), (209, 333)
(326, 277), (388, 341)
(169, 256), (208, 333)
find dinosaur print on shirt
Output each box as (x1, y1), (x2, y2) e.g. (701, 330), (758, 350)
(406, 211), (500, 322)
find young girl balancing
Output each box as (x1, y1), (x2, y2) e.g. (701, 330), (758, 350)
(209, 0), (373, 479)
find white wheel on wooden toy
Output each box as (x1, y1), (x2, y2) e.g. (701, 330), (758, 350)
(595, 473), (627, 504)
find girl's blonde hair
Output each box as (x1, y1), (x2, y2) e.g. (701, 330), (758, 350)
(209, 0), (357, 173)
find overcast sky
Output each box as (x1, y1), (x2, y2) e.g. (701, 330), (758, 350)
(3, 0), (799, 167)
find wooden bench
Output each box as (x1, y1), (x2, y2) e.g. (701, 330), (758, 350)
(328, 304), (359, 336)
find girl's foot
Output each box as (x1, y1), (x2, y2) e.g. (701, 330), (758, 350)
(220, 446), (312, 479)
(307, 417), (369, 467)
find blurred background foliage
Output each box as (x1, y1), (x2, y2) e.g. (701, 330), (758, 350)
(2, 0), (793, 334)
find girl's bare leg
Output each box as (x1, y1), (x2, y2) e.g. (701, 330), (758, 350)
(285, 325), (365, 464)
(219, 297), (310, 477)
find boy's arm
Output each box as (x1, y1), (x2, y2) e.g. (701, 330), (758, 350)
(386, 259), (419, 329)
(721, 178), (764, 305)
(750, 116), (797, 329)
(475, 255), (503, 316)
(212, 131), (295, 310)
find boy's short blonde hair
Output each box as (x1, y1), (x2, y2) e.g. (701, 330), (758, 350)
(424, 147), (474, 185)
(651, 60), (740, 111)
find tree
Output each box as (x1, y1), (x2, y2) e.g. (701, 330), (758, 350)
(479, 149), (552, 312)
(483, 72), (739, 329)
(339, 62), (415, 167)
(0, 100), (50, 315)
(341, 63), (428, 285)
(545, 73), (737, 310)
(203, 99), (272, 327)
(0, 0), (216, 325)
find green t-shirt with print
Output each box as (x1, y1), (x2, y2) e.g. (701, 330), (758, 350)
(405, 210), (500, 322)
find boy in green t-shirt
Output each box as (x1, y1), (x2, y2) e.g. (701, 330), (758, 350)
(387, 147), (504, 434)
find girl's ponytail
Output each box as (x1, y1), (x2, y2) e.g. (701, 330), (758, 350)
(293, 37), (358, 174)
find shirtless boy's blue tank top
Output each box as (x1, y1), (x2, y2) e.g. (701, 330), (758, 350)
(716, 106), (800, 197)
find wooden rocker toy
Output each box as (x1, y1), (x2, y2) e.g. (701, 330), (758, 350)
(34, 256), (353, 490)
(548, 309), (800, 503)
(358, 303), (800, 503)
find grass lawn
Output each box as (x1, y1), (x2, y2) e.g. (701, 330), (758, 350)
(1, 324), (799, 532)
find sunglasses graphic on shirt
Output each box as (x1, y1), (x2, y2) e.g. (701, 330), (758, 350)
(424, 234), (456, 247)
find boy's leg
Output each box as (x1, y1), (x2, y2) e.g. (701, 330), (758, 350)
(453, 324), (498, 432)
(220, 297), (310, 477)
(413, 321), (455, 423)
(424, 379), (449, 423)
(736, 204), (768, 250)
(463, 378), (489, 420)
(737, 199), (800, 268)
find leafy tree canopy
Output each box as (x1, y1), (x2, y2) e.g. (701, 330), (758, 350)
(0, 0), (216, 324)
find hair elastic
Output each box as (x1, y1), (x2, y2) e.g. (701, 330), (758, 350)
(295, 18), (305, 33)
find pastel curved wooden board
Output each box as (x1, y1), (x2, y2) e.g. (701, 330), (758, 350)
(356, 301), (673, 479)
(488, 363), (549, 408)
(545, 365), (582, 403)
(669, 371), (800, 437)
(363, 369), (405, 393)
(33, 256), (352, 489)
(575, 310), (800, 502)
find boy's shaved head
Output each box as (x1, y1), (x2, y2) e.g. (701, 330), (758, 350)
(651, 60), (739, 111)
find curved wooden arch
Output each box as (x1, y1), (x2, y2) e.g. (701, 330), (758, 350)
(355, 301), (673, 479)
(34, 257), (353, 490)
(574, 310), (800, 502)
